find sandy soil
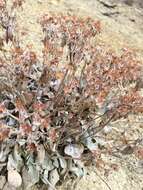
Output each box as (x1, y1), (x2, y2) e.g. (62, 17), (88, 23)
(15, 0), (143, 60)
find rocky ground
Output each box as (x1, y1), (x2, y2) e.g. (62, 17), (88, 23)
(0, 0), (143, 190)
(15, 0), (143, 59)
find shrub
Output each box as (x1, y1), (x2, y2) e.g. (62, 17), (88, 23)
(0, 8), (143, 189)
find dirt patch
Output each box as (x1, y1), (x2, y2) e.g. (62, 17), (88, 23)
(13, 0), (143, 61)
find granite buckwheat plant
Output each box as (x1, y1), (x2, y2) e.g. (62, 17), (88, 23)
(0, 1), (143, 189)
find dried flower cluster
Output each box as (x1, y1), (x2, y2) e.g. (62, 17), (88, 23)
(0, 11), (143, 189)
